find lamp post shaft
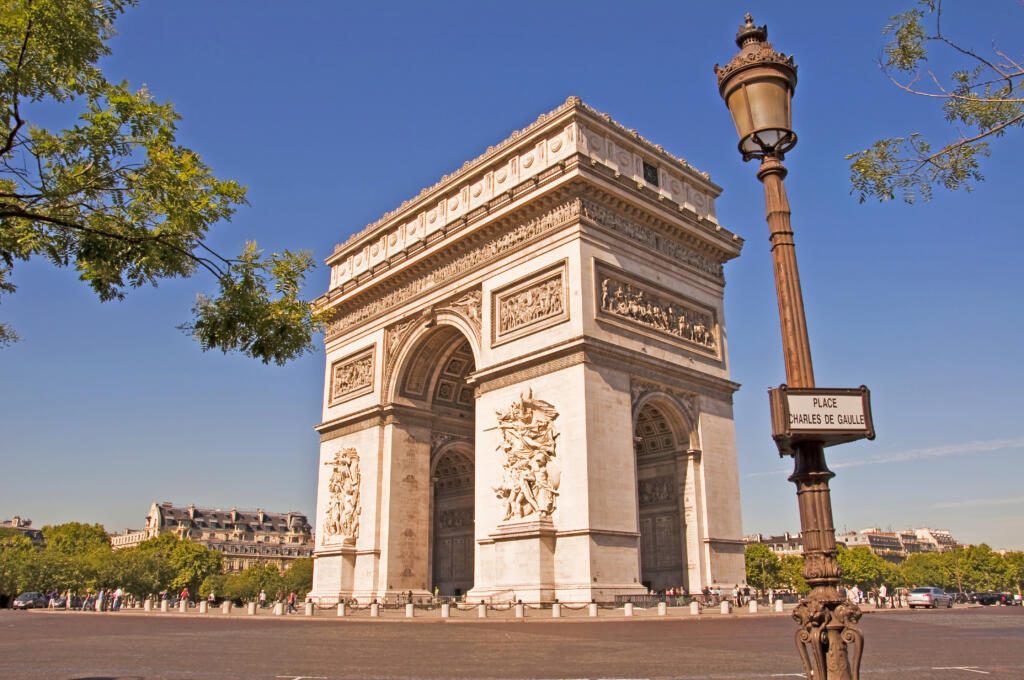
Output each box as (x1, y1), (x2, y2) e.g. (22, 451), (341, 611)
(757, 156), (863, 680)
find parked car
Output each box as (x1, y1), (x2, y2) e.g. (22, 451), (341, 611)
(12, 592), (48, 610)
(907, 586), (953, 609)
(971, 591), (1017, 606)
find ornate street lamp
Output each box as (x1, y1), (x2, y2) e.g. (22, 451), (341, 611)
(715, 14), (865, 680)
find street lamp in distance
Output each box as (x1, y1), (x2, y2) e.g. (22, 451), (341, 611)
(715, 13), (874, 680)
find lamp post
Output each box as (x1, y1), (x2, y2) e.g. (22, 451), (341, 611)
(715, 15), (864, 680)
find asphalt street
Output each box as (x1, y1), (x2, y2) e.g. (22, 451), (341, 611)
(1, 606), (1021, 679)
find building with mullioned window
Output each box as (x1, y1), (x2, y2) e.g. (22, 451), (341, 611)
(110, 502), (313, 572)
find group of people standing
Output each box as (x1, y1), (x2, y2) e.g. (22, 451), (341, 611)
(843, 583), (905, 608)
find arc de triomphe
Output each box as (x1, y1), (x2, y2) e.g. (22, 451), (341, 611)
(309, 97), (745, 604)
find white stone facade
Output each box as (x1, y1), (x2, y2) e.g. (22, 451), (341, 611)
(310, 97), (746, 604)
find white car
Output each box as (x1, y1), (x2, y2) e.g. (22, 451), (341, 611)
(908, 586), (953, 609)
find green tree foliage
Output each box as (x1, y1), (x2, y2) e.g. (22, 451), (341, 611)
(167, 539), (223, 595)
(222, 562), (283, 603)
(837, 545), (897, 588)
(0, 0), (322, 361)
(744, 544), (782, 594)
(281, 557), (313, 596)
(847, 1), (1024, 202)
(40, 522), (109, 554)
(0, 531), (34, 600)
(778, 554), (809, 594)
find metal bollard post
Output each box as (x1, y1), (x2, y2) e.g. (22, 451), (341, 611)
(337, 602), (347, 617)
(405, 602), (415, 618)
(441, 603), (450, 618)
(774, 598), (784, 613)
(689, 601), (700, 616)
(305, 602), (314, 617)
(658, 602), (667, 616)
(477, 601), (487, 618)
(370, 601), (379, 618)
(198, 601), (208, 614)
(247, 601), (256, 616)
(748, 600), (758, 614)
(221, 601), (232, 615)
(552, 602), (561, 618)
(515, 601), (525, 618)
(588, 601), (598, 617)
(720, 600), (731, 615)
(624, 602), (634, 617)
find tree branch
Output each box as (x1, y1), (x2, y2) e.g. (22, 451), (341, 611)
(0, 14), (33, 158)
(910, 111), (1024, 173)
(0, 204), (230, 280)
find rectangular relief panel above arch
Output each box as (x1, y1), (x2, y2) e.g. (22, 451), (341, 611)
(491, 259), (570, 348)
(594, 261), (721, 362)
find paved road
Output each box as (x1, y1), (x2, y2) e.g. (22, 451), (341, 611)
(1, 607), (1021, 679)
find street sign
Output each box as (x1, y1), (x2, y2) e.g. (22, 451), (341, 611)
(769, 385), (874, 455)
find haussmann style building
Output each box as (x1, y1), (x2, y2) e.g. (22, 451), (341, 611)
(309, 97), (746, 604)
(111, 501), (313, 572)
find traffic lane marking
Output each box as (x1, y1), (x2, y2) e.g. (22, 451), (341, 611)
(933, 668), (990, 675)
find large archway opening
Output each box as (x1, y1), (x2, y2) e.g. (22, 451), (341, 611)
(396, 325), (476, 597)
(634, 403), (686, 592)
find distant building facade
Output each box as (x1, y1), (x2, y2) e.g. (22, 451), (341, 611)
(110, 502), (314, 572)
(745, 532), (803, 556)
(751, 527), (962, 562)
(1, 516), (43, 545)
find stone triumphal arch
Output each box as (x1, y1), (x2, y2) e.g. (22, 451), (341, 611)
(309, 97), (745, 604)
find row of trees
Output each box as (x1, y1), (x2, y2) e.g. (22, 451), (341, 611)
(745, 543), (1024, 595)
(0, 522), (311, 605)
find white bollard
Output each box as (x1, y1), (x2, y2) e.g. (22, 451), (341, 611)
(658, 602), (667, 616)
(247, 602), (256, 616)
(405, 602), (415, 618)
(515, 602), (525, 618)
(477, 602), (487, 618)
(221, 601), (232, 615)
(749, 600), (758, 614)
(689, 601), (700, 615)
(273, 602), (284, 616)
(370, 602), (379, 617)
(160, 599), (168, 613)
(720, 601), (731, 615)
(337, 602), (347, 617)
(624, 602), (634, 617)
(144, 599), (152, 612)
(198, 601), (208, 614)
(588, 602), (598, 617)
(552, 603), (561, 618)
(179, 599), (188, 613)
(775, 598), (784, 613)
(305, 602), (314, 617)
(441, 603), (450, 618)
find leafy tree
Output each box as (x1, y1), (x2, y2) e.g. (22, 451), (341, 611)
(167, 540), (222, 595)
(40, 522), (109, 555)
(848, 0), (1023, 202)
(281, 557), (313, 597)
(223, 562), (283, 603)
(837, 545), (896, 588)
(779, 554), (809, 595)
(0, 531), (34, 601)
(1003, 551), (1024, 594)
(0, 0), (322, 362)
(901, 551), (950, 590)
(744, 544), (782, 595)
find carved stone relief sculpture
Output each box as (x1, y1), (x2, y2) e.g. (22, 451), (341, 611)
(492, 389), (561, 521)
(598, 265), (718, 355)
(322, 448), (361, 545)
(329, 347), (375, 405)
(493, 263), (569, 345)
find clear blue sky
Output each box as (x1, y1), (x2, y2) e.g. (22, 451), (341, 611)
(1, 1), (1021, 549)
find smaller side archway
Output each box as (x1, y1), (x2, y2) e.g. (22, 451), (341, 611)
(430, 441), (475, 596)
(632, 393), (701, 593)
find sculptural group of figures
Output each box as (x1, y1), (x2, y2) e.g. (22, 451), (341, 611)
(499, 277), (564, 334)
(492, 389), (561, 521)
(323, 449), (361, 542)
(601, 278), (716, 349)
